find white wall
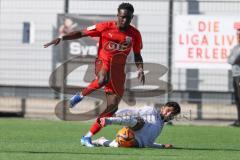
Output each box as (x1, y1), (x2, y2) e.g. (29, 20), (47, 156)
(0, 0), (64, 86)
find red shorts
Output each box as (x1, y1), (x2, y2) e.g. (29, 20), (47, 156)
(95, 58), (125, 97)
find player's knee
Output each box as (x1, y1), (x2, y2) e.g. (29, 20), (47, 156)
(130, 117), (145, 131)
(97, 74), (109, 86)
(112, 106), (118, 113)
(109, 96), (120, 106)
(97, 76), (105, 86)
(107, 104), (118, 114)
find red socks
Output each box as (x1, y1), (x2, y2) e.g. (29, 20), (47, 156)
(82, 79), (101, 96)
(90, 111), (115, 135)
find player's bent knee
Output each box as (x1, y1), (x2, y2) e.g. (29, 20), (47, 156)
(105, 105), (118, 115)
(97, 75), (109, 86)
(130, 117), (145, 131)
(97, 76), (105, 86)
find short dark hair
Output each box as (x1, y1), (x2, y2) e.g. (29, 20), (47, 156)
(118, 2), (134, 14)
(165, 101), (181, 115)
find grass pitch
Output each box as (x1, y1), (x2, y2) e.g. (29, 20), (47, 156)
(0, 118), (240, 160)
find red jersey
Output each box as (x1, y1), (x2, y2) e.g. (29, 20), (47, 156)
(83, 21), (143, 71)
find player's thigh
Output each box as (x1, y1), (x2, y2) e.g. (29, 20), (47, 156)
(97, 69), (109, 84)
(95, 58), (110, 84)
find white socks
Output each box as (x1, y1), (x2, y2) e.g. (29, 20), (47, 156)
(80, 92), (84, 98)
(85, 131), (93, 138)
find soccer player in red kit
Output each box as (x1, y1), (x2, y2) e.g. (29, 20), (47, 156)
(44, 3), (145, 147)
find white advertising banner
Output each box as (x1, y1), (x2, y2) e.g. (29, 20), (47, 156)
(174, 15), (240, 69)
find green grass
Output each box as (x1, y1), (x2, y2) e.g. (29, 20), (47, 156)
(0, 119), (240, 160)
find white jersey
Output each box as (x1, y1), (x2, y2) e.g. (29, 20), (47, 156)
(115, 106), (164, 148)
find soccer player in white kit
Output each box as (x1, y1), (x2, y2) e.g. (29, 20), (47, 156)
(92, 101), (181, 148)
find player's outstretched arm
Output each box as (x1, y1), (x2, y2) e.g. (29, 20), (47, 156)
(151, 143), (173, 149)
(134, 53), (145, 85)
(43, 30), (86, 48)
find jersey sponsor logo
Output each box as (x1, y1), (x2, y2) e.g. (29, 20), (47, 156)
(104, 37), (132, 52)
(104, 41), (132, 52)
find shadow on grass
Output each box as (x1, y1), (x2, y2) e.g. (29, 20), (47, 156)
(173, 147), (240, 152)
(0, 150), (178, 157)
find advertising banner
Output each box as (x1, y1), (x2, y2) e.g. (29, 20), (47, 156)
(174, 15), (240, 69)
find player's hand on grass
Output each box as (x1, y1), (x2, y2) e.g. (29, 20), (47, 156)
(43, 38), (61, 48)
(137, 68), (145, 85)
(163, 144), (173, 149)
